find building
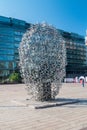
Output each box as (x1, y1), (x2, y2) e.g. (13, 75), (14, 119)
(59, 30), (86, 78)
(0, 15), (86, 80)
(0, 16), (30, 79)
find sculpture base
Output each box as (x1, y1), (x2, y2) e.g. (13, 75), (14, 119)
(35, 82), (51, 101)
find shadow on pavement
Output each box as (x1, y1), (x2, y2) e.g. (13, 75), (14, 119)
(54, 98), (87, 108)
(35, 98), (87, 109)
(0, 98), (87, 109)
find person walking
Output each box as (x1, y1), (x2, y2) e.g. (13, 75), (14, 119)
(82, 79), (84, 87)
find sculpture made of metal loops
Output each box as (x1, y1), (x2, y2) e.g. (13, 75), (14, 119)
(19, 23), (66, 101)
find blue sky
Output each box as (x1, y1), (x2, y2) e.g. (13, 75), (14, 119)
(0, 0), (87, 36)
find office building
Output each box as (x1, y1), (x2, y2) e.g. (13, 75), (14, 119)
(0, 15), (86, 79)
(60, 30), (86, 78)
(0, 16), (30, 79)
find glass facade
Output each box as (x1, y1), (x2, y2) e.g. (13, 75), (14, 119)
(0, 16), (30, 78)
(0, 15), (86, 79)
(59, 30), (86, 78)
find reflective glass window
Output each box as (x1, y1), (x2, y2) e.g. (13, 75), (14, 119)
(0, 49), (14, 55)
(15, 43), (19, 48)
(8, 62), (14, 69)
(14, 37), (21, 41)
(0, 43), (14, 48)
(0, 70), (10, 76)
(0, 62), (6, 68)
(0, 55), (14, 61)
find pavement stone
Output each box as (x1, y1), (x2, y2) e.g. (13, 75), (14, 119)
(0, 83), (87, 130)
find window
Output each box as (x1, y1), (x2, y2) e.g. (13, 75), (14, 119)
(0, 49), (14, 55)
(0, 43), (14, 48)
(14, 37), (21, 41)
(0, 55), (14, 61)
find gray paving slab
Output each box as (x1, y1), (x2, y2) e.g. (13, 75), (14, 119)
(80, 128), (87, 130)
(0, 83), (87, 130)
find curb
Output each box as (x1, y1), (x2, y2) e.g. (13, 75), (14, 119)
(35, 100), (79, 109)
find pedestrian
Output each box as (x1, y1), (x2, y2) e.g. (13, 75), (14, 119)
(82, 79), (84, 87)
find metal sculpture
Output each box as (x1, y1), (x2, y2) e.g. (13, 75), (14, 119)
(19, 23), (66, 101)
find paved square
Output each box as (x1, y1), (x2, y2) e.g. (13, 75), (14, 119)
(0, 83), (87, 130)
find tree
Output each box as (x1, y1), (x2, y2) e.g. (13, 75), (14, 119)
(9, 72), (21, 83)
(19, 23), (66, 101)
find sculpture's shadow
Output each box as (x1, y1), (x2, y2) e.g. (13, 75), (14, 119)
(0, 98), (86, 109)
(34, 98), (87, 109)
(50, 98), (87, 107)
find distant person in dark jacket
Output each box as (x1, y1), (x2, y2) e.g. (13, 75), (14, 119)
(82, 79), (84, 87)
